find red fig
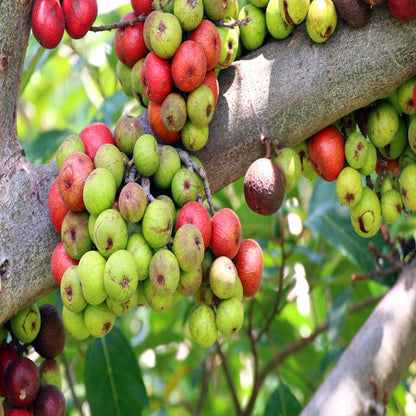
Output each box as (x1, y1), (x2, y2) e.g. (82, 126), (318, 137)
(387, 0), (416, 19)
(32, 0), (65, 49)
(62, 0), (98, 39)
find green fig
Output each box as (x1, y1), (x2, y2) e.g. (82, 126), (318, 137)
(114, 115), (144, 156)
(55, 134), (85, 170)
(266, 0), (294, 40)
(279, 0), (310, 25)
(400, 163), (416, 211)
(83, 168), (116, 216)
(153, 145), (181, 189)
(60, 265), (87, 313)
(216, 297), (244, 336)
(188, 304), (217, 348)
(133, 134), (160, 177)
(209, 256), (238, 299)
(344, 132), (369, 170)
(61, 306), (89, 340)
(126, 233), (153, 281)
(83, 302), (116, 338)
(94, 144), (125, 188)
(143, 278), (175, 313)
(149, 249), (180, 297)
(381, 189), (403, 224)
(238, 4), (267, 51)
(306, 0), (337, 43)
(336, 167), (363, 207)
(10, 304), (41, 344)
(350, 187), (381, 238)
(367, 101), (400, 148)
(171, 168), (200, 207)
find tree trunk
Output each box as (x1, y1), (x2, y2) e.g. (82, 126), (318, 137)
(1, 2), (416, 413)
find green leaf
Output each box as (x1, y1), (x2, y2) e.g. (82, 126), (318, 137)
(305, 180), (382, 272)
(85, 327), (148, 416)
(326, 288), (352, 345)
(264, 382), (302, 416)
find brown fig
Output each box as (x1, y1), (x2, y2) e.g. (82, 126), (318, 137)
(332, 0), (371, 27)
(244, 157), (285, 216)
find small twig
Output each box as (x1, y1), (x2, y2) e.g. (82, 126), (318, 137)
(141, 176), (155, 203)
(215, 17), (252, 28)
(90, 15), (146, 32)
(194, 352), (215, 416)
(61, 351), (85, 416)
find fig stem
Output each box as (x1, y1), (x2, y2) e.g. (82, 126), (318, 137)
(89, 14), (146, 32)
(215, 17), (252, 28)
(141, 176), (155, 203)
(125, 159), (140, 184)
(176, 148), (216, 216)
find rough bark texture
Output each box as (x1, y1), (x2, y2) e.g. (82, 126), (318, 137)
(1, 2), (416, 414)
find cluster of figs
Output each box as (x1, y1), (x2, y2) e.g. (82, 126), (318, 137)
(244, 76), (416, 239)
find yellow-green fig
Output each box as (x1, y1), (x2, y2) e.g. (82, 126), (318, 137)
(350, 187), (381, 238)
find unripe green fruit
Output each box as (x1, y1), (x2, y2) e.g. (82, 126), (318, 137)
(94, 208), (128, 258)
(106, 294), (137, 317)
(209, 256), (238, 299)
(194, 284), (214, 306)
(61, 210), (93, 260)
(381, 189), (403, 224)
(350, 187), (381, 238)
(188, 304), (217, 348)
(161, 93), (187, 133)
(407, 117), (416, 155)
(397, 76), (416, 116)
(293, 141), (318, 180)
(78, 250), (107, 305)
(203, 0), (232, 21)
(39, 358), (62, 389)
(399, 146), (416, 171)
(279, 0), (310, 25)
(150, 12), (182, 59)
(172, 223), (205, 272)
(217, 24), (239, 69)
(10, 304), (41, 344)
(359, 142), (377, 176)
(83, 168), (116, 216)
(336, 167), (363, 207)
(83, 302), (116, 338)
(186, 84), (215, 128)
(174, 0), (204, 31)
(60, 265), (87, 313)
(126, 233), (153, 281)
(133, 134), (160, 177)
(344, 132), (369, 170)
(379, 116), (407, 160)
(266, 0), (294, 39)
(56, 135), (85, 170)
(142, 199), (174, 248)
(181, 120), (209, 152)
(94, 144), (125, 188)
(233, 276), (244, 302)
(117, 61), (133, 98)
(238, 4), (267, 51)
(306, 0), (337, 44)
(171, 168), (200, 207)
(367, 101), (399, 148)
(114, 115), (143, 156)
(178, 266), (203, 296)
(400, 163), (416, 211)
(104, 249), (139, 302)
(153, 145), (181, 189)
(374, 173), (399, 196)
(272, 147), (301, 194)
(143, 278), (175, 313)
(216, 297), (244, 336)
(62, 306), (89, 340)
(149, 249), (180, 297)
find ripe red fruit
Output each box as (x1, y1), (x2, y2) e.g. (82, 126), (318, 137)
(210, 208), (242, 259)
(7, 409), (32, 416)
(5, 357), (40, 408)
(79, 122), (115, 160)
(189, 20), (221, 72)
(308, 125), (345, 181)
(233, 239), (263, 298)
(57, 151), (94, 212)
(115, 12), (148, 68)
(48, 177), (69, 234)
(33, 384), (65, 416)
(148, 100), (181, 144)
(176, 202), (212, 250)
(202, 71), (219, 106)
(62, 0), (98, 39)
(387, 0), (416, 19)
(31, 0), (65, 49)
(0, 346), (19, 397)
(32, 304), (66, 359)
(375, 156), (400, 176)
(141, 51), (173, 104)
(131, 0), (155, 16)
(171, 40), (207, 93)
(50, 241), (78, 286)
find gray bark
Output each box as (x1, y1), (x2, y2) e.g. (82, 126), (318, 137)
(1, 2), (416, 413)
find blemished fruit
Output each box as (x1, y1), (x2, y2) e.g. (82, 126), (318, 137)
(400, 163), (416, 211)
(266, 0), (294, 40)
(244, 157), (285, 215)
(113, 115), (143, 155)
(60, 265), (87, 313)
(94, 143), (125, 188)
(127, 234), (153, 281)
(293, 141), (318, 180)
(62, 0), (98, 39)
(181, 120), (210, 152)
(118, 182), (147, 223)
(188, 304), (217, 347)
(31, 0), (65, 49)
(5, 357), (40, 408)
(39, 358), (62, 389)
(50, 239), (79, 286)
(279, 0), (310, 25)
(171, 168), (200, 207)
(238, 4), (267, 51)
(33, 384), (66, 416)
(83, 302), (116, 338)
(350, 187), (381, 238)
(367, 101), (399, 148)
(344, 132), (369, 170)
(233, 239), (264, 298)
(186, 84), (216, 128)
(149, 249), (180, 296)
(306, 0), (337, 43)
(58, 151), (94, 212)
(210, 208), (242, 259)
(10, 304), (41, 344)
(335, 166), (363, 207)
(143, 278), (176, 312)
(174, 0), (204, 31)
(216, 297), (244, 336)
(161, 92), (187, 133)
(133, 133), (160, 176)
(203, 0), (233, 21)
(61, 210), (92, 260)
(381, 189), (403, 224)
(209, 256), (238, 299)
(308, 125), (345, 182)
(32, 304), (65, 358)
(148, 100), (182, 144)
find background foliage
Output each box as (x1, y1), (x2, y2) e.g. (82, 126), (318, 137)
(18, 2), (416, 415)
